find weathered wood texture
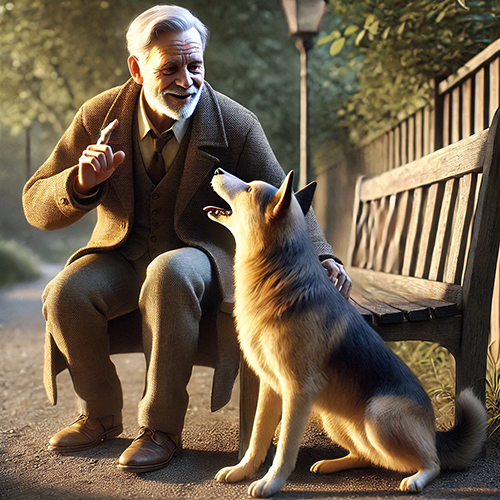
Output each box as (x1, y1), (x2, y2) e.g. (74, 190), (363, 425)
(346, 109), (500, 402)
(315, 39), (500, 362)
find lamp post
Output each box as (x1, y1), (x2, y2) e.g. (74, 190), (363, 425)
(281, 0), (326, 188)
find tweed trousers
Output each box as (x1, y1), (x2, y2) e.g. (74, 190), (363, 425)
(42, 247), (216, 435)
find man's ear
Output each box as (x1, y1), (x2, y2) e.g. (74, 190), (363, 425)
(295, 181), (317, 215)
(128, 55), (144, 85)
(272, 171), (294, 219)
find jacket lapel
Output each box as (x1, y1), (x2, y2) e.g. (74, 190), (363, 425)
(175, 83), (228, 218)
(102, 79), (141, 218)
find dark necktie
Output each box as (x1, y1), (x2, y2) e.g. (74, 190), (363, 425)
(147, 129), (174, 184)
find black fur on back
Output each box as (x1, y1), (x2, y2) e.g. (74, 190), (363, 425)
(328, 313), (432, 409)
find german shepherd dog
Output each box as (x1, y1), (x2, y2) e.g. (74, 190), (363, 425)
(204, 168), (487, 498)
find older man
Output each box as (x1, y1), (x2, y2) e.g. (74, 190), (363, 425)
(23, 5), (351, 473)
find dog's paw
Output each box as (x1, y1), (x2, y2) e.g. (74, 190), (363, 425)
(311, 459), (335, 474)
(215, 462), (255, 483)
(400, 475), (424, 493)
(399, 465), (440, 493)
(248, 471), (285, 498)
(311, 455), (371, 474)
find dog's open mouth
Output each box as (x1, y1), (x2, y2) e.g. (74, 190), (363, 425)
(203, 206), (232, 217)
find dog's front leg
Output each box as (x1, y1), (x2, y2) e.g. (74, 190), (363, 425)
(216, 382), (282, 484)
(248, 390), (313, 498)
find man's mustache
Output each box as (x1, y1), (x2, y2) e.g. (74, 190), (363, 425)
(161, 86), (198, 98)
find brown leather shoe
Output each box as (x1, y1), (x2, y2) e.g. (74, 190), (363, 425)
(117, 427), (182, 473)
(48, 414), (123, 453)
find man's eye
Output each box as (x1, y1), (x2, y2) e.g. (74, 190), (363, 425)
(189, 64), (203, 73)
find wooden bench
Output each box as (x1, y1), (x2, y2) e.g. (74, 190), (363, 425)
(346, 108), (500, 404)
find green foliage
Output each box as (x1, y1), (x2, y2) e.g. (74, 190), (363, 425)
(319, 0), (500, 146)
(0, 239), (41, 287)
(0, 0), (136, 136)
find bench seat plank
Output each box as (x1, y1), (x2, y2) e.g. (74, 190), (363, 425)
(349, 299), (373, 323)
(351, 290), (405, 324)
(348, 267), (462, 308)
(353, 285), (431, 322)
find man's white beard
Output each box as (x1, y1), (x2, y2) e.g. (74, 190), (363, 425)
(144, 82), (203, 122)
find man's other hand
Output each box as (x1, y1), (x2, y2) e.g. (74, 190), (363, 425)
(321, 258), (352, 299)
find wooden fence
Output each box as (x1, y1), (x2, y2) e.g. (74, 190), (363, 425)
(315, 38), (500, 360)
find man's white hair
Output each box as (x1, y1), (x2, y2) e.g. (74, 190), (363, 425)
(126, 5), (209, 60)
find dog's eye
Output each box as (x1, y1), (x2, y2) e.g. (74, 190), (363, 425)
(246, 186), (252, 193)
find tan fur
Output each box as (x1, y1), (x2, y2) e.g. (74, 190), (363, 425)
(207, 170), (486, 498)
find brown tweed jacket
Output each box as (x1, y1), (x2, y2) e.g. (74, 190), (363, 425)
(23, 79), (336, 411)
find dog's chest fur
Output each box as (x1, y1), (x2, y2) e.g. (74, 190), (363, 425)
(233, 249), (333, 396)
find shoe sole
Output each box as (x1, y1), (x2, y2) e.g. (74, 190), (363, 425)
(48, 425), (123, 453)
(116, 443), (182, 473)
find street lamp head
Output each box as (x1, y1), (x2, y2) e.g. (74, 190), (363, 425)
(281, 0), (326, 38)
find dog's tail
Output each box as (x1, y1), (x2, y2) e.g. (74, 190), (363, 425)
(436, 388), (487, 470)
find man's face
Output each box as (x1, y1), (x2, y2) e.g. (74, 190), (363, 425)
(132, 28), (205, 122)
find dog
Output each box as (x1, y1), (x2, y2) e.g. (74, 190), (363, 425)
(204, 168), (487, 498)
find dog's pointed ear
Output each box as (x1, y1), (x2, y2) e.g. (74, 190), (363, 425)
(272, 171), (294, 220)
(295, 181), (317, 215)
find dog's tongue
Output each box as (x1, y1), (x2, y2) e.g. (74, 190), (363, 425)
(203, 206), (232, 216)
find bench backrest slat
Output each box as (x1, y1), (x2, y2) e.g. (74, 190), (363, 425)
(444, 174), (478, 284)
(415, 183), (443, 279)
(429, 179), (457, 281)
(348, 115), (496, 289)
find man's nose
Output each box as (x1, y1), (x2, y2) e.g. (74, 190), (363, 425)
(176, 68), (193, 88)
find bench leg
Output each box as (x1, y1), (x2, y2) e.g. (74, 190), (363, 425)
(455, 331), (488, 406)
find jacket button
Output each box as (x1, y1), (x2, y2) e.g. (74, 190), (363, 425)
(152, 193), (160, 199)
(152, 209), (159, 215)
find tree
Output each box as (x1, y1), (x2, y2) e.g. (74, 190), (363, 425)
(315, 0), (500, 147)
(0, 0), (138, 136)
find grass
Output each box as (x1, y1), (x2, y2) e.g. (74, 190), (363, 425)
(389, 340), (500, 437)
(388, 341), (456, 430)
(0, 239), (41, 288)
(486, 342), (500, 438)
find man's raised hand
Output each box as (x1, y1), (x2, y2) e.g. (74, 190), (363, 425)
(75, 120), (125, 195)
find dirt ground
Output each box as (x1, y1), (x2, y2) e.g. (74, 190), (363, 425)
(1, 264), (500, 499)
